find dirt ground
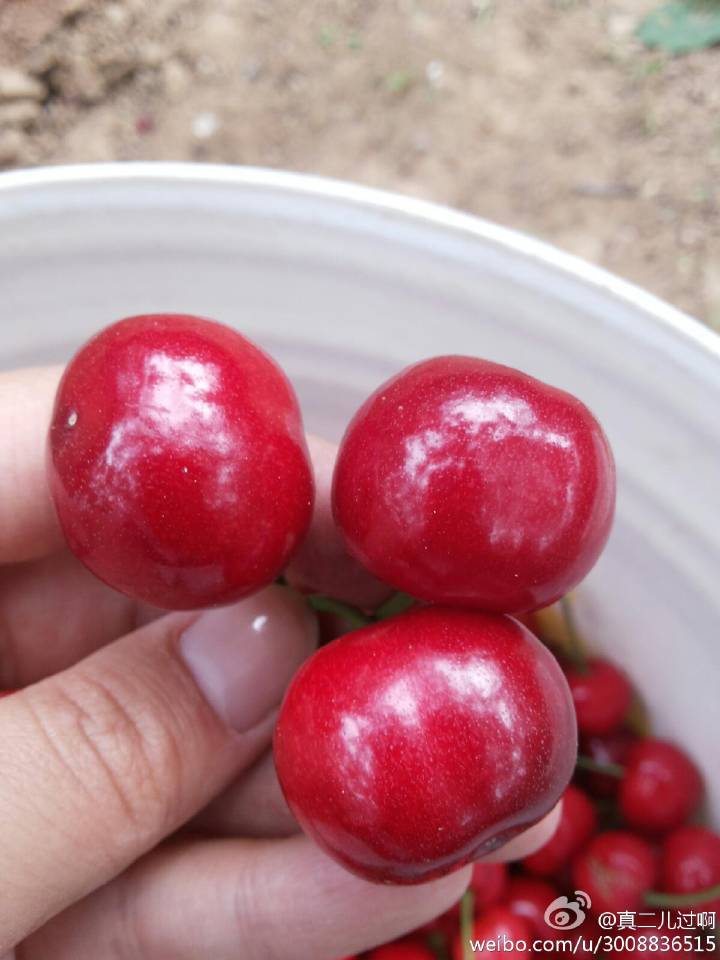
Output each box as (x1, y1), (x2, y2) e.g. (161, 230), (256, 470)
(1, 0), (719, 327)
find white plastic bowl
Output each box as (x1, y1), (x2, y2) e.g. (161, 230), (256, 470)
(1, 164), (719, 821)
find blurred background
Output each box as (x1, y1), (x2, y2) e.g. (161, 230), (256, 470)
(1, 0), (719, 326)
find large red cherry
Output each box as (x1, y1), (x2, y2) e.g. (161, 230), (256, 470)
(332, 356), (615, 614)
(48, 314), (314, 609)
(273, 607), (577, 884)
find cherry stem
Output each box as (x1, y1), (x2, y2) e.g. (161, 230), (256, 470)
(460, 887), (475, 960)
(560, 595), (589, 673)
(375, 591), (416, 620)
(575, 754), (625, 778)
(426, 928), (449, 960)
(645, 884), (720, 909)
(305, 595), (369, 629)
(305, 591), (415, 630)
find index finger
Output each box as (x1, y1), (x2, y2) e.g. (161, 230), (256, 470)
(0, 366), (63, 563)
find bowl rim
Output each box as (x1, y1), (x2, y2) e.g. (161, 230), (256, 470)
(2, 161), (719, 363)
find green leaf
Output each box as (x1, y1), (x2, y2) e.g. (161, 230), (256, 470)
(637, 0), (720, 54)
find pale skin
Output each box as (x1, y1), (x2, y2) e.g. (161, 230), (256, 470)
(0, 367), (560, 960)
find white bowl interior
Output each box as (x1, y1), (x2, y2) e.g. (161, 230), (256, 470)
(2, 165), (719, 822)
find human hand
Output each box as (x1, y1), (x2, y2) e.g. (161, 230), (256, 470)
(0, 367), (559, 959)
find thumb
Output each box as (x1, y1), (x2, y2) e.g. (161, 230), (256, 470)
(0, 584), (316, 951)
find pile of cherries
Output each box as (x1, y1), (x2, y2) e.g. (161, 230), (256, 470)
(43, 315), (717, 957)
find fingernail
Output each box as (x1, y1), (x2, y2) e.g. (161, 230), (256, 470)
(180, 585), (317, 733)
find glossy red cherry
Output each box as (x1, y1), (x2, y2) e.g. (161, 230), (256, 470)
(572, 831), (658, 914)
(578, 729), (635, 798)
(522, 784), (597, 878)
(452, 907), (533, 959)
(564, 658), (633, 736)
(48, 314), (314, 609)
(274, 607), (577, 884)
(619, 739), (702, 835)
(503, 875), (561, 941)
(470, 862), (510, 911)
(660, 827), (720, 914)
(332, 356), (615, 614)
(367, 943), (436, 960)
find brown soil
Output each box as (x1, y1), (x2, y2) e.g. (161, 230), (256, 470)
(2, 0), (719, 327)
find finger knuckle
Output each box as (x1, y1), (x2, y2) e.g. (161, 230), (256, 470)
(26, 670), (184, 854)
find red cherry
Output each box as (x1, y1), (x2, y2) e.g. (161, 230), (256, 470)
(452, 907), (533, 959)
(503, 875), (561, 940)
(367, 943), (436, 960)
(660, 827), (720, 914)
(578, 729), (635, 798)
(417, 907), (459, 945)
(564, 658), (633, 736)
(572, 831), (658, 914)
(619, 739), (702, 835)
(470, 862), (510, 910)
(332, 355), (615, 614)
(274, 607), (577, 884)
(48, 314), (314, 609)
(522, 784), (597, 878)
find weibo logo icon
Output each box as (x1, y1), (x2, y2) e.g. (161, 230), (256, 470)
(543, 891), (591, 931)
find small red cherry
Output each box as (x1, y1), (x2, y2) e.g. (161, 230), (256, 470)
(619, 739), (702, 835)
(503, 875), (561, 940)
(567, 917), (602, 959)
(274, 606), (577, 884)
(578, 729), (635, 798)
(660, 826), (720, 914)
(332, 356), (615, 614)
(452, 907), (533, 959)
(367, 943), (436, 960)
(522, 784), (597, 878)
(564, 658), (632, 736)
(470, 862), (509, 911)
(572, 831), (658, 914)
(48, 314), (314, 609)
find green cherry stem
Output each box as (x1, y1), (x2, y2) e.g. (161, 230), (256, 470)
(426, 927), (450, 960)
(461, 887), (475, 960)
(560, 595), (589, 673)
(575, 754), (625, 778)
(375, 591), (416, 620)
(645, 884), (720, 908)
(305, 591), (415, 630)
(305, 595), (370, 629)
